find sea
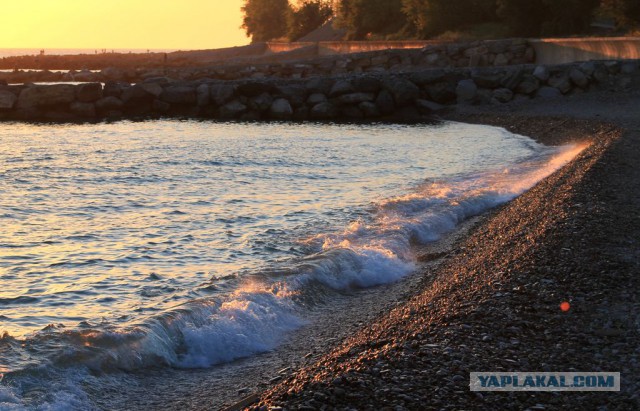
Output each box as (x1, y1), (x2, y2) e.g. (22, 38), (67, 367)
(0, 49), (176, 59)
(0, 120), (584, 409)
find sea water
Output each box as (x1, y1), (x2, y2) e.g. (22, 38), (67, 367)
(0, 120), (583, 409)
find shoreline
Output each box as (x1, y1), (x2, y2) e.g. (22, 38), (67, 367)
(253, 91), (640, 410)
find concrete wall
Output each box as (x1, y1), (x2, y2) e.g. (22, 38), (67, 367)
(531, 37), (640, 65)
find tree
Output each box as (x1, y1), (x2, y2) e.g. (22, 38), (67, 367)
(541, 0), (600, 36)
(287, 0), (334, 41)
(335, 0), (407, 40)
(241, 0), (291, 42)
(496, 0), (547, 36)
(402, 0), (498, 38)
(600, 0), (640, 29)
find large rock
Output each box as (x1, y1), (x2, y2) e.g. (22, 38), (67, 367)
(358, 101), (380, 118)
(382, 77), (420, 106)
(269, 98), (293, 120)
(121, 84), (156, 103)
(536, 86), (562, 99)
(95, 96), (124, 111)
(210, 84), (235, 106)
(70, 101), (96, 118)
(196, 84), (210, 106)
(351, 76), (381, 93)
(427, 82), (456, 104)
(17, 85), (76, 108)
(569, 68), (589, 88)
(103, 81), (128, 98)
(336, 92), (375, 105)
(237, 82), (275, 97)
(409, 70), (446, 86)
(471, 70), (503, 88)
(456, 79), (477, 103)
(548, 75), (572, 94)
(219, 100), (247, 119)
(160, 86), (196, 105)
(516, 75), (540, 95)
(0, 90), (17, 109)
(305, 77), (334, 95)
(492, 88), (514, 103)
(248, 92), (273, 112)
(329, 80), (354, 97)
(307, 93), (327, 106)
(76, 83), (103, 103)
(275, 85), (306, 107)
(139, 82), (164, 98)
(415, 99), (445, 113)
(532, 66), (550, 82)
(375, 89), (395, 115)
(310, 102), (338, 120)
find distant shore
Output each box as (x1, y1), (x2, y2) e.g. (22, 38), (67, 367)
(251, 88), (640, 410)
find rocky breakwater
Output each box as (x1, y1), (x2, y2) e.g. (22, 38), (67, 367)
(0, 59), (638, 123)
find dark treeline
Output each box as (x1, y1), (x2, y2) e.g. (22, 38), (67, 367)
(241, 0), (640, 42)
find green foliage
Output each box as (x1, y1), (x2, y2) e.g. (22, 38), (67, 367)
(335, 0), (407, 40)
(241, 0), (291, 42)
(497, 0), (600, 36)
(402, 0), (498, 38)
(599, 0), (640, 28)
(287, 0), (334, 41)
(496, 0), (546, 36)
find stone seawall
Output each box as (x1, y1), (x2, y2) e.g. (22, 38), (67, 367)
(0, 59), (637, 123)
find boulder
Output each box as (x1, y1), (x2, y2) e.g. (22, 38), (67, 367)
(382, 77), (420, 106)
(536, 86), (562, 99)
(533, 66), (550, 82)
(569, 68), (589, 88)
(70, 101), (96, 118)
(237, 82), (275, 97)
(73, 70), (97, 82)
(0, 90), (17, 109)
(329, 80), (354, 97)
(310, 102), (338, 120)
(621, 62), (638, 74)
(409, 70), (446, 86)
(248, 92), (273, 112)
(471, 70), (503, 88)
(351, 76), (381, 93)
(358, 101), (380, 118)
(375, 89), (395, 115)
(95, 96), (124, 111)
(103, 81), (128, 98)
(121, 84), (156, 103)
(456, 79), (477, 103)
(341, 106), (363, 119)
(269, 98), (293, 120)
(76, 83), (103, 103)
(492, 88), (514, 103)
(152, 99), (171, 113)
(494, 53), (510, 66)
(516, 75), (540, 95)
(275, 85), (306, 108)
(139, 82), (164, 98)
(210, 84), (235, 106)
(160, 86), (196, 105)
(415, 99), (445, 113)
(219, 100), (247, 119)
(336, 92), (375, 105)
(548, 75), (572, 94)
(305, 77), (334, 95)
(501, 68), (524, 90)
(307, 93), (328, 106)
(17, 85), (76, 108)
(427, 82), (456, 104)
(578, 61), (596, 76)
(196, 84), (210, 106)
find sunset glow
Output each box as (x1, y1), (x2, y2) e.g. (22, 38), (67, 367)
(0, 0), (248, 50)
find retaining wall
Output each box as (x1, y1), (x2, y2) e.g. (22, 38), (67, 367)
(531, 37), (640, 65)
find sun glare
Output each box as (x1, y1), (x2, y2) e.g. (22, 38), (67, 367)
(0, 0), (248, 50)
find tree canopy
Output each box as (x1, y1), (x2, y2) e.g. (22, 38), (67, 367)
(241, 0), (290, 42)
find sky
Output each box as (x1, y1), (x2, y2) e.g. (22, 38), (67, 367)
(0, 0), (249, 50)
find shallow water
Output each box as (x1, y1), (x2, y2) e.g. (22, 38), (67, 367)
(0, 120), (582, 409)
